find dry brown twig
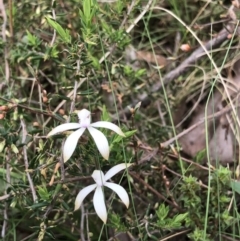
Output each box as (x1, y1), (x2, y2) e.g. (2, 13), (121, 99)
(129, 171), (182, 210)
(0, 0), (10, 89)
(161, 104), (238, 147)
(116, 27), (230, 118)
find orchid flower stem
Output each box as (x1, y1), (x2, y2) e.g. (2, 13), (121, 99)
(131, 111), (138, 165)
(94, 155), (100, 170)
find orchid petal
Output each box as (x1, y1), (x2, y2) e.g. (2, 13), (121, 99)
(104, 163), (132, 181)
(93, 186), (107, 224)
(104, 182), (130, 208)
(92, 170), (106, 186)
(77, 109), (91, 127)
(63, 128), (86, 162)
(87, 126), (109, 160)
(91, 121), (125, 136)
(74, 184), (97, 211)
(47, 123), (81, 137)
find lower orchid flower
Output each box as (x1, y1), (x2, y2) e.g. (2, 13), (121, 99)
(74, 163), (132, 224)
(47, 109), (125, 162)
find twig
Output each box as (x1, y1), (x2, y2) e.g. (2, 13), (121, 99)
(51, 176), (91, 185)
(161, 104), (235, 147)
(86, 209), (90, 241)
(116, 28), (230, 118)
(50, 0), (57, 47)
(0, 0), (10, 84)
(8, 0), (13, 37)
(129, 171), (181, 210)
(49, 162), (61, 186)
(39, 70), (57, 85)
(159, 229), (191, 241)
(175, 65), (207, 127)
(156, 101), (166, 126)
(0, 96), (64, 122)
(43, 78), (86, 127)
(1, 154), (11, 238)
(99, 0), (154, 63)
(20, 118), (38, 202)
(80, 205), (86, 241)
(0, 194), (10, 201)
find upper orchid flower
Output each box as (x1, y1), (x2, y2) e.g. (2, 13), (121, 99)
(47, 109), (125, 162)
(74, 163), (132, 224)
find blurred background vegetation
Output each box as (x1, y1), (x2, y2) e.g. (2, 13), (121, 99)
(1, 0), (240, 240)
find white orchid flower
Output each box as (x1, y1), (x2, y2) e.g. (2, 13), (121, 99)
(47, 109), (125, 162)
(74, 163), (132, 224)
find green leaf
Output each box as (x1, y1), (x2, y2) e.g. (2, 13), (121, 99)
(11, 143), (19, 154)
(46, 17), (71, 44)
(37, 186), (51, 201)
(194, 149), (206, 163)
(231, 181), (240, 194)
(101, 105), (110, 121)
(173, 212), (188, 223)
(156, 203), (169, 220)
(111, 130), (137, 146)
(26, 30), (40, 46)
(83, 0), (92, 19)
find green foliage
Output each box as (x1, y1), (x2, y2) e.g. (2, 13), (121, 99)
(179, 167), (235, 239)
(79, 0), (98, 45)
(46, 17), (71, 44)
(156, 203), (188, 230)
(1, 0), (240, 240)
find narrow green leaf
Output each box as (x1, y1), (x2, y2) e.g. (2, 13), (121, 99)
(46, 17), (71, 44)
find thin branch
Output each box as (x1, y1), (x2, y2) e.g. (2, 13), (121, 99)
(159, 229), (191, 241)
(161, 104), (235, 147)
(50, 0), (57, 47)
(8, 0), (13, 37)
(52, 176), (91, 185)
(116, 28), (230, 118)
(1, 153), (11, 238)
(80, 205), (86, 241)
(0, 194), (10, 201)
(0, 0), (10, 85)
(20, 118), (38, 202)
(99, 0), (154, 63)
(43, 78), (86, 127)
(0, 96), (64, 122)
(129, 171), (181, 210)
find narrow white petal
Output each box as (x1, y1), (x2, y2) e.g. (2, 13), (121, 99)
(74, 184), (97, 211)
(87, 126), (109, 160)
(93, 186), (107, 224)
(91, 121), (125, 136)
(63, 128), (86, 162)
(104, 182), (130, 208)
(104, 163), (133, 181)
(92, 170), (106, 186)
(47, 123), (81, 137)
